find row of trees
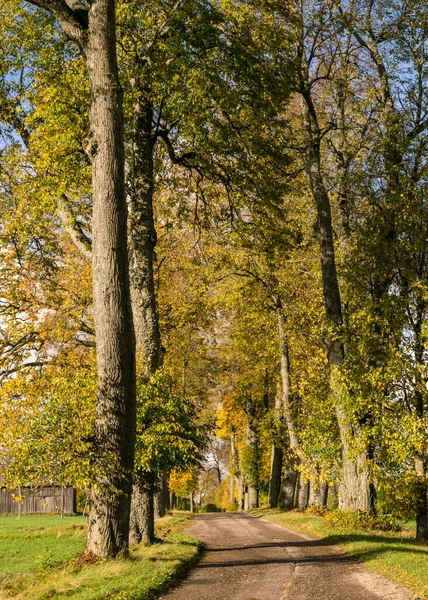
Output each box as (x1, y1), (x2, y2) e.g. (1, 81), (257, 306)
(0, 0), (427, 559)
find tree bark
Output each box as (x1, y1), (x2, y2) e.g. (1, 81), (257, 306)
(415, 458), (427, 540)
(28, 0), (136, 561)
(248, 486), (258, 509)
(297, 474), (309, 511)
(129, 471), (155, 544)
(229, 475), (235, 507)
(237, 478), (244, 511)
(308, 473), (323, 508)
(244, 395), (259, 509)
(414, 326), (427, 540)
(83, 0), (136, 558)
(279, 457), (298, 510)
(154, 475), (168, 519)
(128, 98), (162, 544)
(229, 432), (239, 508)
(321, 482), (329, 508)
(302, 91), (371, 512)
(268, 446), (283, 508)
(268, 385), (283, 508)
(129, 100), (161, 374)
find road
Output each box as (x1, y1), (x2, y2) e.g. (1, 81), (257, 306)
(161, 513), (411, 600)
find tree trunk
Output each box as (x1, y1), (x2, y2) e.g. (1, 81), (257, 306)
(321, 482), (329, 508)
(297, 474), (309, 511)
(229, 475), (235, 507)
(302, 92), (371, 512)
(129, 101), (161, 373)
(268, 445), (283, 508)
(308, 472), (323, 508)
(153, 474), (167, 519)
(414, 334), (427, 540)
(30, 0), (136, 560)
(128, 97), (162, 544)
(335, 399), (371, 511)
(84, 0), (136, 558)
(268, 384), (283, 508)
(129, 471), (155, 544)
(415, 458), (428, 540)
(237, 478), (244, 511)
(244, 395), (259, 510)
(248, 486), (258, 509)
(279, 458), (298, 510)
(229, 432), (240, 508)
(155, 475), (168, 519)
(276, 303), (302, 458)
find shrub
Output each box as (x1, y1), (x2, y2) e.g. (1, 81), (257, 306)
(203, 503), (220, 513)
(324, 509), (401, 532)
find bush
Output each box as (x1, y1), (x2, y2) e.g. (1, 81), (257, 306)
(203, 503), (220, 513)
(324, 509), (401, 532)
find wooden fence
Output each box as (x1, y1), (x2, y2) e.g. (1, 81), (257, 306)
(0, 486), (76, 514)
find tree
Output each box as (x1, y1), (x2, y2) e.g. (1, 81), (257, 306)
(22, 0), (136, 557)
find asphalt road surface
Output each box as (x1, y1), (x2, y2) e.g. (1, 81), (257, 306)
(161, 513), (411, 600)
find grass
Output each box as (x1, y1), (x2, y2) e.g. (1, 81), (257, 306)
(251, 508), (428, 600)
(0, 511), (199, 600)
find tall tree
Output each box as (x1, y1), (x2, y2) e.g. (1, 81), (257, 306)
(25, 0), (136, 557)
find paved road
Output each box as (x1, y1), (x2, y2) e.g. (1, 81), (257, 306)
(161, 513), (411, 600)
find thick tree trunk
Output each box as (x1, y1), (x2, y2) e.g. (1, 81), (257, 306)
(154, 475), (168, 519)
(302, 94), (371, 512)
(229, 475), (235, 506)
(248, 486), (258, 509)
(128, 98), (162, 544)
(268, 385), (283, 508)
(335, 399), (371, 511)
(129, 472), (155, 544)
(308, 472), (323, 508)
(279, 458), (298, 510)
(229, 432), (240, 508)
(31, 0), (135, 559)
(414, 335), (428, 540)
(297, 474), (309, 511)
(321, 482), (329, 508)
(237, 478), (244, 511)
(129, 103), (161, 373)
(84, 0), (136, 558)
(244, 395), (259, 510)
(268, 445), (283, 508)
(415, 458), (428, 540)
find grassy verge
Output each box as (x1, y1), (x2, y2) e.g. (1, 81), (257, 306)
(251, 508), (428, 599)
(0, 511), (199, 600)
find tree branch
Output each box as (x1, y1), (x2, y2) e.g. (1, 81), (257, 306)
(156, 129), (196, 167)
(57, 195), (92, 259)
(27, 0), (88, 51)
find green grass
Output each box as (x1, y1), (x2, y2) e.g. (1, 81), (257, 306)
(251, 508), (428, 600)
(0, 512), (199, 600)
(0, 515), (88, 576)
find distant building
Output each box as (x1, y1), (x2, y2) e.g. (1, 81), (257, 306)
(0, 486), (76, 514)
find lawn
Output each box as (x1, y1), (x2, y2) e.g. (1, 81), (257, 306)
(251, 509), (428, 600)
(0, 512), (199, 600)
